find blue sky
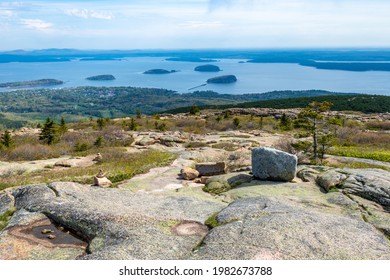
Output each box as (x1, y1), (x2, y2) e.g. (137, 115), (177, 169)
(1, 0), (390, 50)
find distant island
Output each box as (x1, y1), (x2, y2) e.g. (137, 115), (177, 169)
(0, 79), (64, 88)
(86, 74), (116, 81)
(166, 57), (218, 63)
(194, 64), (221, 72)
(207, 75), (237, 84)
(143, 69), (178, 74)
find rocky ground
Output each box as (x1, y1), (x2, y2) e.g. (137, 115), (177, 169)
(0, 130), (389, 260)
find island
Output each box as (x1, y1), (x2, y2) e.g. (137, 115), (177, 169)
(0, 79), (64, 88)
(143, 69), (178, 74)
(207, 75), (237, 84)
(86, 74), (116, 81)
(194, 64), (221, 72)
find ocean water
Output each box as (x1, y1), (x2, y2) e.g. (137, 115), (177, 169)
(1, 57), (390, 95)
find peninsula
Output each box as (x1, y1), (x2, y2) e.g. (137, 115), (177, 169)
(0, 79), (64, 88)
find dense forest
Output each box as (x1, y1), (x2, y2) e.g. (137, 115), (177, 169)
(165, 95), (390, 114)
(0, 87), (353, 128)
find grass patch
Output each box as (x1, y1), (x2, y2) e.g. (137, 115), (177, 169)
(0, 207), (16, 230)
(211, 142), (240, 151)
(330, 146), (390, 162)
(327, 161), (390, 172)
(204, 212), (220, 228)
(0, 149), (177, 190)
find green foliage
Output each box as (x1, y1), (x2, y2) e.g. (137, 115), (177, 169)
(330, 146), (390, 162)
(136, 109), (142, 119)
(1, 130), (14, 148)
(129, 118), (138, 131)
(205, 213), (220, 228)
(74, 141), (89, 152)
(233, 117), (240, 128)
(94, 136), (104, 148)
(96, 118), (106, 130)
(189, 104), (200, 115)
(278, 113), (292, 131)
(0, 208), (16, 230)
(58, 116), (68, 135)
(39, 117), (59, 145)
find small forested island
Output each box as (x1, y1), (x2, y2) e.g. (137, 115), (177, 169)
(143, 69), (178, 74)
(207, 75), (237, 84)
(86, 74), (116, 81)
(0, 79), (64, 88)
(194, 64), (221, 72)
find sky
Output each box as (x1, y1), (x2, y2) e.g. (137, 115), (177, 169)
(1, 0), (390, 50)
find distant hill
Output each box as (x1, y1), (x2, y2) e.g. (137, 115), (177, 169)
(165, 94), (390, 114)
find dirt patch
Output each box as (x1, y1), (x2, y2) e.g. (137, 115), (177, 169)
(7, 218), (88, 250)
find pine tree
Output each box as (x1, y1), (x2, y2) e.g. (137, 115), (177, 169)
(59, 116), (68, 135)
(39, 118), (58, 145)
(129, 118), (138, 131)
(1, 130), (14, 148)
(297, 101), (333, 161)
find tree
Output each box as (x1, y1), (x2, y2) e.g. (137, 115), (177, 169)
(1, 130), (14, 148)
(297, 101), (333, 161)
(94, 136), (104, 148)
(189, 104), (200, 115)
(136, 109), (142, 119)
(58, 116), (68, 135)
(129, 118), (138, 131)
(233, 117), (240, 128)
(96, 118), (106, 130)
(278, 113), (292, 131)
(39, 117), (59, 145)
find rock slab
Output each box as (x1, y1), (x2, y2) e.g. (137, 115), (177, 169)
(252, 147), (297, 182)
(195, 162), (227, 176)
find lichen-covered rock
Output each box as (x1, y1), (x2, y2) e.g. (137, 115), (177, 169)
(252, 147), (297, 182)
(192, 197), (390, 260)
(203, 173), (253, 195)
(317, 168), (390, 207)
(0, 192), (14, 216)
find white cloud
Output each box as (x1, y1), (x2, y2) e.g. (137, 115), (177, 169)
(64, 8), (113, 20)
(21, 19), (53, 31)
(179, 20), (226, 29)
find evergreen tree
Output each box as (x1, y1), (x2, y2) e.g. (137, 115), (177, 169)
(1, 130), (14, 148)
(189, 104), (200, 115)
(297, 101), (333, 161)
(39, 118), (58, 145)
(233, 117), (240, 128)
(129, 118), (138, 131)
(59, 116), (68, 135)
(278, 113), (292, 131)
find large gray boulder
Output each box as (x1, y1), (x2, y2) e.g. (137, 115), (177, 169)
(252, 147), (297, 182)
(192, 197), (390, 260)
(317, 168), (390, 207)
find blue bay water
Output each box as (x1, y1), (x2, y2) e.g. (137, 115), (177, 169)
(1, 57), (390, 95)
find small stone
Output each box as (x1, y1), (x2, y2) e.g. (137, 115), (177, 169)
(94, 176), (112, 188)
(47, 234), (56, 239)
(41, 229), (53, 234)
(181, 167), (199, 180)
(93, 153), (103, 162)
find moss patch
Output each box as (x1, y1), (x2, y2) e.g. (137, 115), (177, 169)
(0, 207), (16, 230)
